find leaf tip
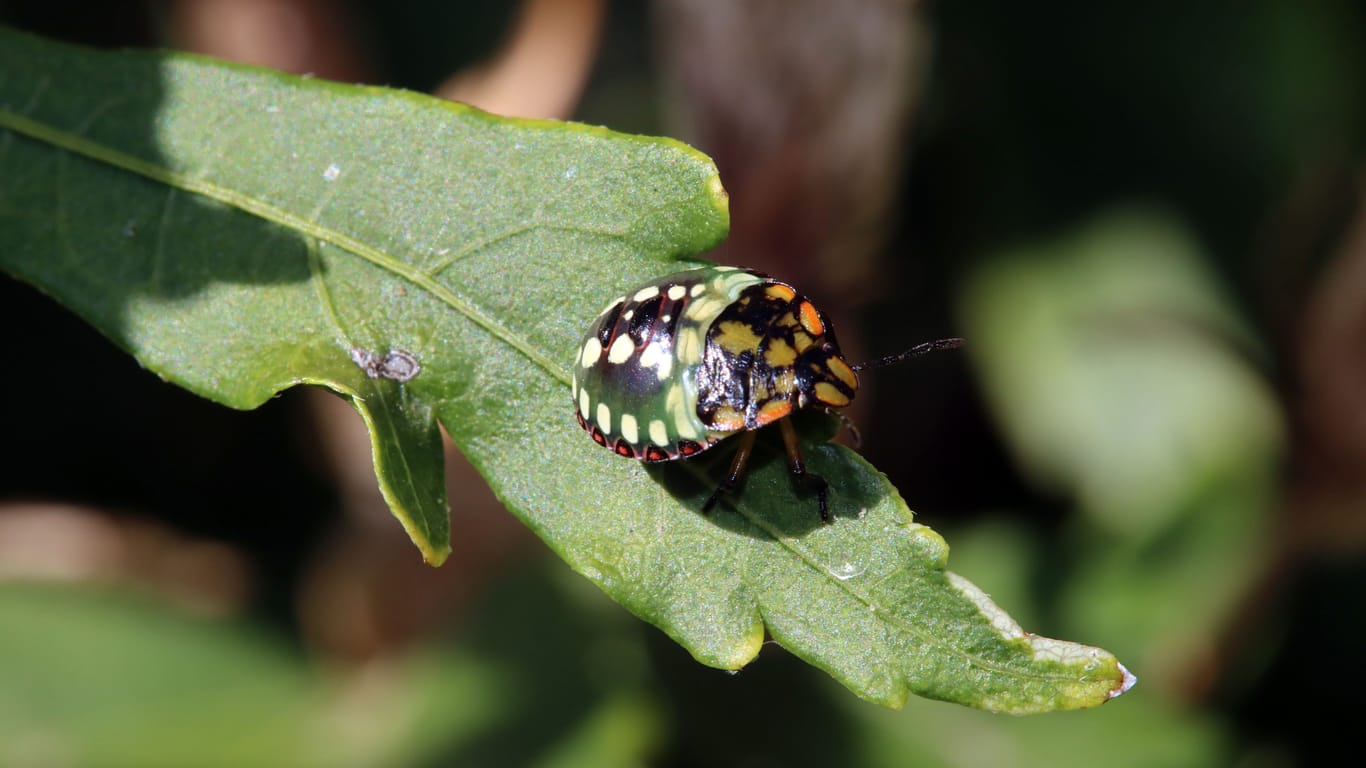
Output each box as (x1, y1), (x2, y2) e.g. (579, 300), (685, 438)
(1108, 661), (1138, 700)
(421, 542), (452, 568)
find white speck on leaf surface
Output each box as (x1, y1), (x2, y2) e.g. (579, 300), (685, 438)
(830, 561), (866, 581)
(323, 163), (341, 181)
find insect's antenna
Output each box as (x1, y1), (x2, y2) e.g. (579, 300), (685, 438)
(852, 337), (965, 373)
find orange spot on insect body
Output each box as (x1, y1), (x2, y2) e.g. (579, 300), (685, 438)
(765, 283), (797, 301)
(754, 398), (794, 427)
(798, 301), (825, 337)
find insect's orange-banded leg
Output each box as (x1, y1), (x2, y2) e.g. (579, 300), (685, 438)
(702, 430), (758, 514)
(779, 418), (831, 523)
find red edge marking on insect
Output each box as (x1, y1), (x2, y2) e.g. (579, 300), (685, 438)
(589, 426), (609, 447)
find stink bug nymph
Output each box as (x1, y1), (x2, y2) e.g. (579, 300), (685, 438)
(571, 265), (961, 522)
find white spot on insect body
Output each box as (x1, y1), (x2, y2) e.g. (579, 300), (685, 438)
(323, 163), (341, 181)
(638, 342), (676, 381)
(639, 338), (677, 377)
(571, 373), (578, 398)
(638, 341), (664, 369)
(596, 402), (612, 433)
(649, 419), (669, 446)
(607, 334), (635, 364)
(690, 284), (706, 297)
(622, 309), (634, 321)
(667, 284), (687, 301)
(580, 337), (603, 367)
(579, 388), (591, 420)
(633, 285), (660, 302)
(620, 414), (639, 444)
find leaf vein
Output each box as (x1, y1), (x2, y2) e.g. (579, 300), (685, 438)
(0, 107), (572, 387)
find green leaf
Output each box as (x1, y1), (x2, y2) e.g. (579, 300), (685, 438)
(0, 28), (1131, 712)
(0, 572), (662, 767)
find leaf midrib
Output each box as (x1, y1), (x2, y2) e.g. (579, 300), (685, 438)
(0, 106), (571, 386)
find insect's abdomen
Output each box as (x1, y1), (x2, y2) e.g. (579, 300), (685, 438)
(572, 266), (765, 462)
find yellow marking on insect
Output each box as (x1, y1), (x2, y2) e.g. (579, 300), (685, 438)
(578, 388), (591, 420)
(764, 337), (797, 367)
(765, 283), (796, 301)
(633, 285), (660, 302)
(772, 368), (795, 394)
(709, 406), (746, 432)
(714, 320), (762, 355)
(716, 272), (757, 297)
(754, 398), (793, 427)
(688, 296), (726, 322)
(580, 337), (603, 367)
(649, 419), (669, 446)
(792, 329), (815, 352)
(827, 356), (858, 390)
(607, 333), (635, 364)
(620, 414), (639, 444)
(676, 327), (704, 365)
(596, 401), (612, 432)
(674, 410), (701, 439)
(814, 381), (851, 407)
(690, 283), (707, 297)
(667, 284), (687, 301)
(667, 386), (700, 439)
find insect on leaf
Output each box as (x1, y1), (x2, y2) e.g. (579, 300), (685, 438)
(0, 27), (1133, 713)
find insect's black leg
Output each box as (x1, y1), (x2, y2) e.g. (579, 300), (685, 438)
(780, 418), (830, 523)
(703, 430), (758, 514)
